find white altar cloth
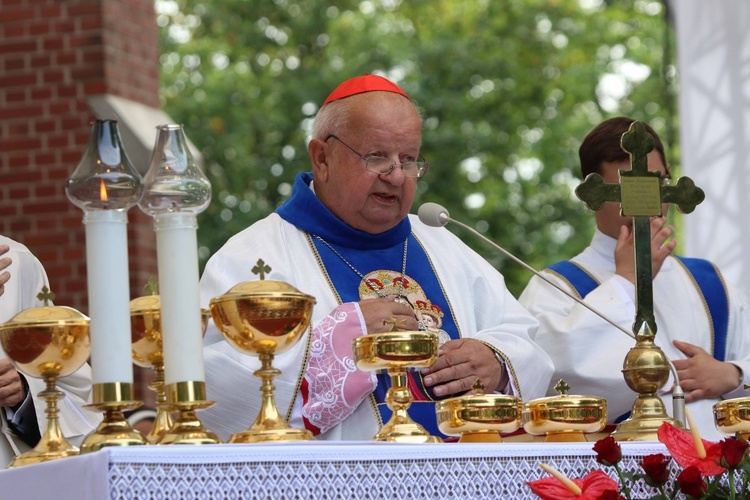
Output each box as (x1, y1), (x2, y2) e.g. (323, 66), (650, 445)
(0, 441), (671, 499)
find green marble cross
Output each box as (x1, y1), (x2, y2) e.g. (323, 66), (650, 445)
(575, 121), (705, 338)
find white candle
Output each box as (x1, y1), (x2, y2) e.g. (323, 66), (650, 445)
(84, 210), (134, 384)
(154, 212), (205, 385)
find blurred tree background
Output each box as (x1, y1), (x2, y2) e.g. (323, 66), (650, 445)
(156, 0), (677, 297)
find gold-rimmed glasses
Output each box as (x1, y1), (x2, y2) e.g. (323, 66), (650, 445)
(325, 134), (430, 178)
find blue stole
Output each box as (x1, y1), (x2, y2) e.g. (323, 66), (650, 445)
(545, 256), (729, 423)
(277, 172), (458, 438)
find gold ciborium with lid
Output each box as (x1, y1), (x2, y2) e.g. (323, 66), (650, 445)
(0, 287), (91, 467)
(209, 259), (316, 443)
(436, 379), (522, 442)
(714, 396), (750, 439)
(130, 277), (211, 443)
(523, 379), (607, 442)
(353, 327), (441, 443)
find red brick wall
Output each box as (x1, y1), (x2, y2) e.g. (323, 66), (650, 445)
(0, 0), (160, 404)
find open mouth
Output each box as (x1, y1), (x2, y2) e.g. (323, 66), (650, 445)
(373, 192), (397, 202)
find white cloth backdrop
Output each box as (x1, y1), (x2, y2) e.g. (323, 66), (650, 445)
(673, 0), (750, 297)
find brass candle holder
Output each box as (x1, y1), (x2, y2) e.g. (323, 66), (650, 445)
(130, 280), (211, 443)
(353, 330), (441, 443)
(523, 380), (607, 442)
(80, 382), (148, 453)
(209, 262), (316, 443)
(436, 380), (521, 442)
(714, 397), (750, 439)
(157, 380), (221, 445)
(0, 291), (92, 467)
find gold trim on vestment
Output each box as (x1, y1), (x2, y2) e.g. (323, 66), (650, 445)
(671, 256), (726, 355)
(478, 340), (522, 402)
(285, 321), (315, 423)
(303, 232), (385, 428)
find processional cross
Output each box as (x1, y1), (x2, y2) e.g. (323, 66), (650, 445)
(575, 121), (705, 338)
(574, 121), (705, 440)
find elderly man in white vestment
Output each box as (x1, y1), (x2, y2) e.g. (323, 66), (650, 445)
(0, 235), (99, 467)
(199, 75), (553, 441)
(519, 117), (750, 440)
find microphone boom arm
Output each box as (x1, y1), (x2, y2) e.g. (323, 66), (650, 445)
(447, 216), (635, 339)
(418, 202), (685, 426)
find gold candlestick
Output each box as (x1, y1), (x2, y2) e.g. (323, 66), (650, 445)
(157, 381), (221, 445)
(0, 291), (92, 467)
(80, 382), (148, 453)
(130, 280), (212, 443)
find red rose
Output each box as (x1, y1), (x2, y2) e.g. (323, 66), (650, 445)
(641, 453), (671, 486)
(677, 466), (707, 499)
(719, 437), (749, 469)
(593, 436), (622, 466)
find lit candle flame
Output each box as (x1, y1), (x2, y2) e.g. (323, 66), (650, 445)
(540, 462), (582, 495)
(685, 408), (707, 459)
(99, 178), (108, 201)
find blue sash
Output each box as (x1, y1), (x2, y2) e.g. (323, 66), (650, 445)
(673, 257), (729, 362)
(544, 257), (728, 359)
(276, 172), (457, 438)
(545, 256), (729, 422)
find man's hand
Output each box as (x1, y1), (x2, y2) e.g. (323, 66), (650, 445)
(672, 340), (742, 402)
(0, 358), (25, 408)
(614, 217), (676, 285)
(0, 244), (10, 298)
(421, 338), (507, 397)
(358, 297), (419, 334)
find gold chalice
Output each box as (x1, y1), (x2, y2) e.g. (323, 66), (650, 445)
(436, 380), (521, 442)
(0, 288), (90, 467)
(209, 261), (316, 443)
(523, 380), (607, 442)
(353, 330), (441, 443)
(714, 397), (750, 439)
(130, 283), (211, 443)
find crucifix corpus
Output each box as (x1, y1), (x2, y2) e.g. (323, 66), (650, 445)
(574, 120), (705, 441)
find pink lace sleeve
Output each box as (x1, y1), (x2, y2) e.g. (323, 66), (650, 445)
(301, 302), (376, 435)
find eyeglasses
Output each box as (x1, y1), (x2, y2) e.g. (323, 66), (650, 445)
(325, 135), (430, 179)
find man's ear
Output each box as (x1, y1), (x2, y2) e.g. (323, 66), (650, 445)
(309, 139), (330, 182)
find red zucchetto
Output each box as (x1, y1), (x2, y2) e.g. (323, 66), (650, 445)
(322, 74), (410, 105)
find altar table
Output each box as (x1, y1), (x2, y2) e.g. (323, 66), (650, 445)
(0, 441), (671, 499)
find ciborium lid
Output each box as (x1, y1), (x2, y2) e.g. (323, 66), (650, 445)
(209, 260), (316, 358)
(523, 379), (607, 441)
(0, 287), (90, 379)
(2, 303), (89, 329)
(214, 279), (316, 302)
(130, 294), (161, 314)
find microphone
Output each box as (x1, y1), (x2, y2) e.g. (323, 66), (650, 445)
(418, 202), (686, 425)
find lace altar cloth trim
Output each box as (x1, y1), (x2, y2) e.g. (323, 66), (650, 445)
(107, 441), (672, 499)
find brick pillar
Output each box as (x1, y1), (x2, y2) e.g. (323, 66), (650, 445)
(0, 0), (162, 406)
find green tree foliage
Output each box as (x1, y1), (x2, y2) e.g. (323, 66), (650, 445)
(157, 0), (676, 296)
